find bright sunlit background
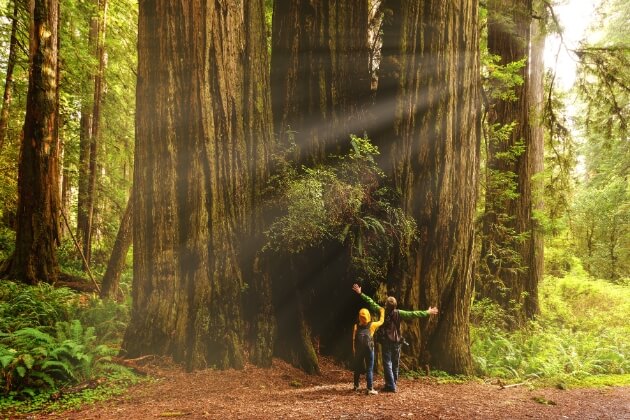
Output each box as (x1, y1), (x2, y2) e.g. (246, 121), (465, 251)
(544, 0), (603, 175)
(544, 0), (602, 90)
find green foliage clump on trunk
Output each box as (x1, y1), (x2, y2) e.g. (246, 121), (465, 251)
(264, 135), (416, 285)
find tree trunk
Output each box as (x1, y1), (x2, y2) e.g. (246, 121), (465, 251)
(270, 0), (372, 372)
(0, 0), (20, 152)
(241, 0), (276, 368)
(84, 0), (107, 266)
(123, 0), (273, 371)
(526, 5), (545, 318)
(76, 1), (98, 260)
(83, 0), (108, 266)
(100, 194), (132, 299)
(57, 2), (66, 239)
(271, 0), (371, 165)
(480, 0), (537, 327)
(375, 0), (480, 374)
(60, 165), (70, 238)
(1, 0), (60, 284)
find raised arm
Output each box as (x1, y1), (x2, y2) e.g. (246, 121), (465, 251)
(351, 283), (381, 313)
(398, 306), (438, 320)
(370, 306), (385, 333)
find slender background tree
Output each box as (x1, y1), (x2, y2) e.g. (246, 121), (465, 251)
(1, 0), (60, 284)
(478, 0), (542, 327)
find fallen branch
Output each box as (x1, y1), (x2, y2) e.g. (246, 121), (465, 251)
(59, 209), (101, 293)
(498, 381), (528, 389)
(49, 378), (107, 400)
(124, 354), (157, 364)
(111, 356), (152, 376)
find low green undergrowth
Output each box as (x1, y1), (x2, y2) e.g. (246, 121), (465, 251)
(0, 320), (116, 398)
(0, 280), (134, 411)
(471, 264), (630, 386)
(0, 365), (142, 416)
(0, 281), (79, 333)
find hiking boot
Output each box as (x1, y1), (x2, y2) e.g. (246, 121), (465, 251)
(367, 388), (378, 395)
(380, 386), (396, 393)
(353, 385), (360, 392)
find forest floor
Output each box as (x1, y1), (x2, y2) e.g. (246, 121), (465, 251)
(10, 357), (630, 420)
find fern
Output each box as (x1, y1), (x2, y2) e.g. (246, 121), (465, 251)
(471, 273), (630, 380)
(0, 319), (122, 398)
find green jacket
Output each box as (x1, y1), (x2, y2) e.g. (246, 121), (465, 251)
(360, 293), (429, 320)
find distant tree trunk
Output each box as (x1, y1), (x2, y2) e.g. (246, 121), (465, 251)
(60, 163), (71, 238)
(123, 0), (273, 371)
(100, 194), (132, 299)
(271, 0), (371, 165)
(1, 0), (60, 284)
(56, 6), (64, 239)
(76, 1), (98, 260)
(480, 0), (536, 327)
(608, 225), (618, 281)
(83, 0), (108, 265)
(84, 0), (107, 265)
(76, 105), (91, 249)
(0, 0), (19, 152)
(375, 0), (480, 374)
(527, 6), (545, 318)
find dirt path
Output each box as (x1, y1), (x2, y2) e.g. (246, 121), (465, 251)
(18, 358), (630, 419)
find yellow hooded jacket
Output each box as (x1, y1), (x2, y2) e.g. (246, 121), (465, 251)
(352, 306), (385, 354)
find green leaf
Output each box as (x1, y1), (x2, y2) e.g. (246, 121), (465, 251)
(22, 353), (35, 369)
(31, 371), (56, 389)
(0, 354), (15, 368)
(21, 387), (37, 398)
(13, 328), (54, 345)
(42, 360), (75, 378)
(340, 224), (351, 241)
(16, 365), (26, 378)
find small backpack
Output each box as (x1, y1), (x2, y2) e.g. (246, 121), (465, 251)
(355, 322), (374, 352)
(376, 309), (401, 344)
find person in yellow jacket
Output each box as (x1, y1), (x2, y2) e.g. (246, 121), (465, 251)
(352, 298), (385, 395)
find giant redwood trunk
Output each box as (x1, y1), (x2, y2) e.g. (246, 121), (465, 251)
(123, 0), (273, 370)
(242, 0), (275, 368)
(1, 0), (60, 284)
(270, 0), (372, 371)
(375, 0), (480, 374)
(271, 0), (371, 165)
(480, 0), (539, 326)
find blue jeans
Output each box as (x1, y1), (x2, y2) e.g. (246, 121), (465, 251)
(353, 347), (375, 389)
(382, 341), (401, 391)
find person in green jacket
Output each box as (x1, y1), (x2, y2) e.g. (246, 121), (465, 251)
(352, 283), (438, 393)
